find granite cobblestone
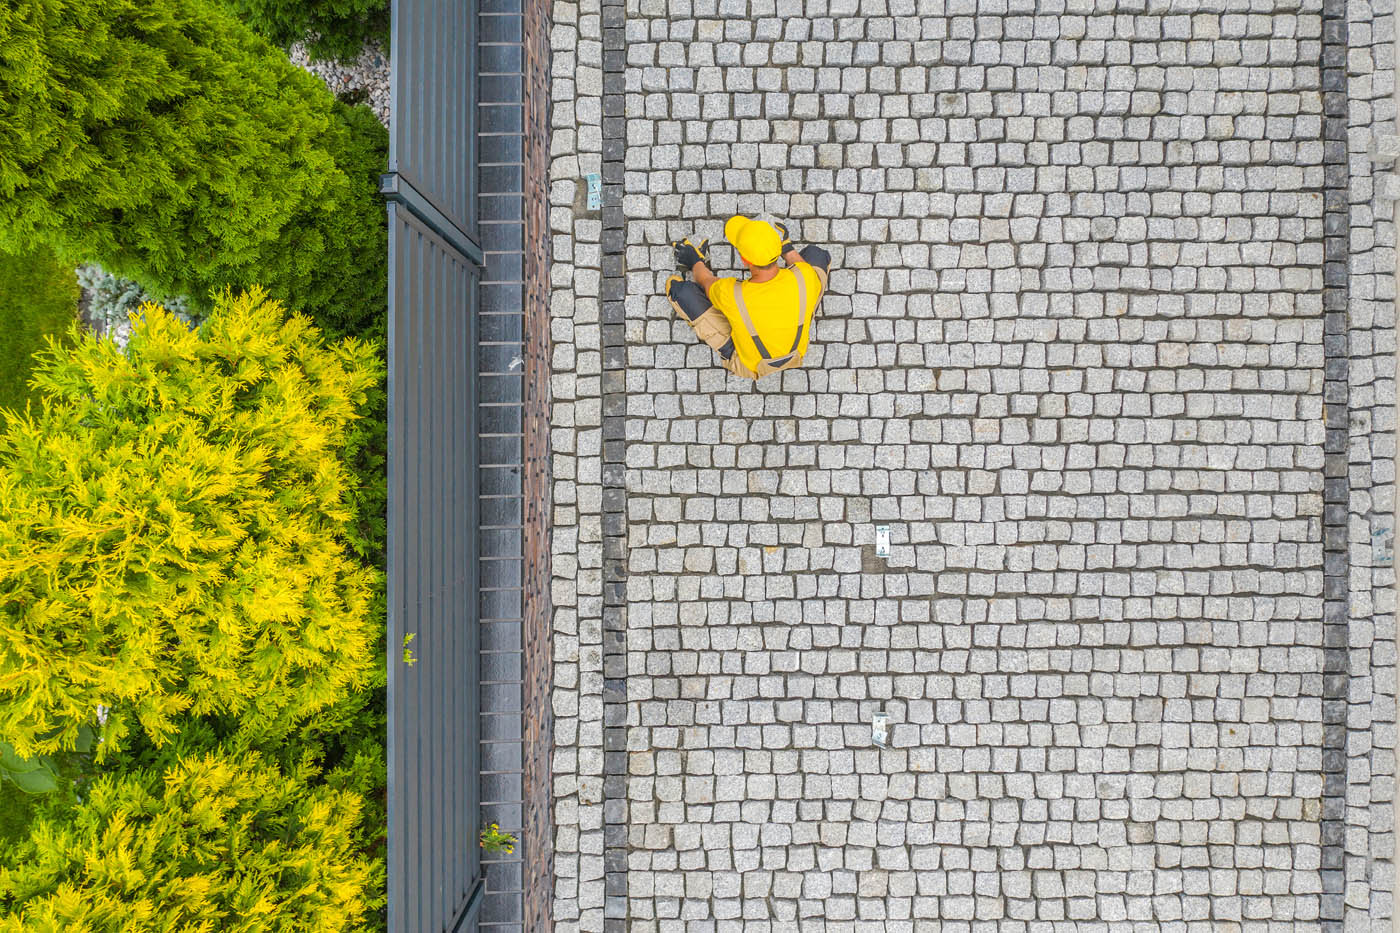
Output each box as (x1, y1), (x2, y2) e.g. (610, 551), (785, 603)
(550, 0), (1396, 927)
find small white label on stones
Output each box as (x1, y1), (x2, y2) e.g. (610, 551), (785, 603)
(585, 172), (602, 210)
(875, 525), (890, 557)
(872, 712), (889, 748)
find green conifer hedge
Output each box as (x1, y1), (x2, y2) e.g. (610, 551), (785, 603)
(0, 748), (381, 931)
(220, 0), (390, 63)
(0, 0), (388, 337)
(0, 289), (383, 759)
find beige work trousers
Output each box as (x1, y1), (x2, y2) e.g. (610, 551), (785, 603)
(667, 298), (801, 380)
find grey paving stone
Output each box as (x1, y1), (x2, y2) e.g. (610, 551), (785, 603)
(548, 0), (1396, 928)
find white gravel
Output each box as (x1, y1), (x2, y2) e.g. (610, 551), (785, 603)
(289, 39), (391, 129)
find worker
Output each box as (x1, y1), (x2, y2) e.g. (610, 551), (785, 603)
(666, 216), (831, 380)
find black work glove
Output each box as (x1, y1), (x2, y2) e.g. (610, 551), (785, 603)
(773, 221), (794, 255)
(673, 237), (710, 271)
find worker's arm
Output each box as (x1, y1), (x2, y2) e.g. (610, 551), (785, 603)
(691, 261), (720, 294)
(773, 221), (800, 266)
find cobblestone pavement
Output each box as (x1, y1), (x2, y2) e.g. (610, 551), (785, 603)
(548, 0), (1397, 929)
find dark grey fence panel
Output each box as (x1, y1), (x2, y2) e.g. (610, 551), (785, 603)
(388, 0), (480, 253)
(385, 0), (485, 928)
(386, 203), (483, 933)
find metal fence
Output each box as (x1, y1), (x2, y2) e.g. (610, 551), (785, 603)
(382, 0), (484, 930)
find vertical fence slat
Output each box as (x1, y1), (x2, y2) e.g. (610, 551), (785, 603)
(467, 261), (482, 902)
(428, 238), (441, 926)
(409, 231), (422, 933)
(411, 224), (428, 933)
(455, 0), (464, 234)
(450, 255), (463, 910)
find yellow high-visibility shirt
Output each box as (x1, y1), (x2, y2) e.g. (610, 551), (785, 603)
(707, 263), (824, 374)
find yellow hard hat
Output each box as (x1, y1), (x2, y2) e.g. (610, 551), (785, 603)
(724, 215), (783, 266)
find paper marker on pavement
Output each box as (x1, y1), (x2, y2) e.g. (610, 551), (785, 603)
(872, 712), (889, 748)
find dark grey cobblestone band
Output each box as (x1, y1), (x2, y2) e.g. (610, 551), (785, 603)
(599, 0), (629, 926)
(1319, 0), (1350, 923)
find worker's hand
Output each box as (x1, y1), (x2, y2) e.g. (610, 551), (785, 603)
(673, 237), (710, 271)
(773, 221), (794, 254)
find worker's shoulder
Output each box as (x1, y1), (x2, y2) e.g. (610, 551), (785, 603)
(789, 261), (825, 288)
(707, 275), (742, 306)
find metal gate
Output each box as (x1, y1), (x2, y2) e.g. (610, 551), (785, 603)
(382, 0), (484, 931)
